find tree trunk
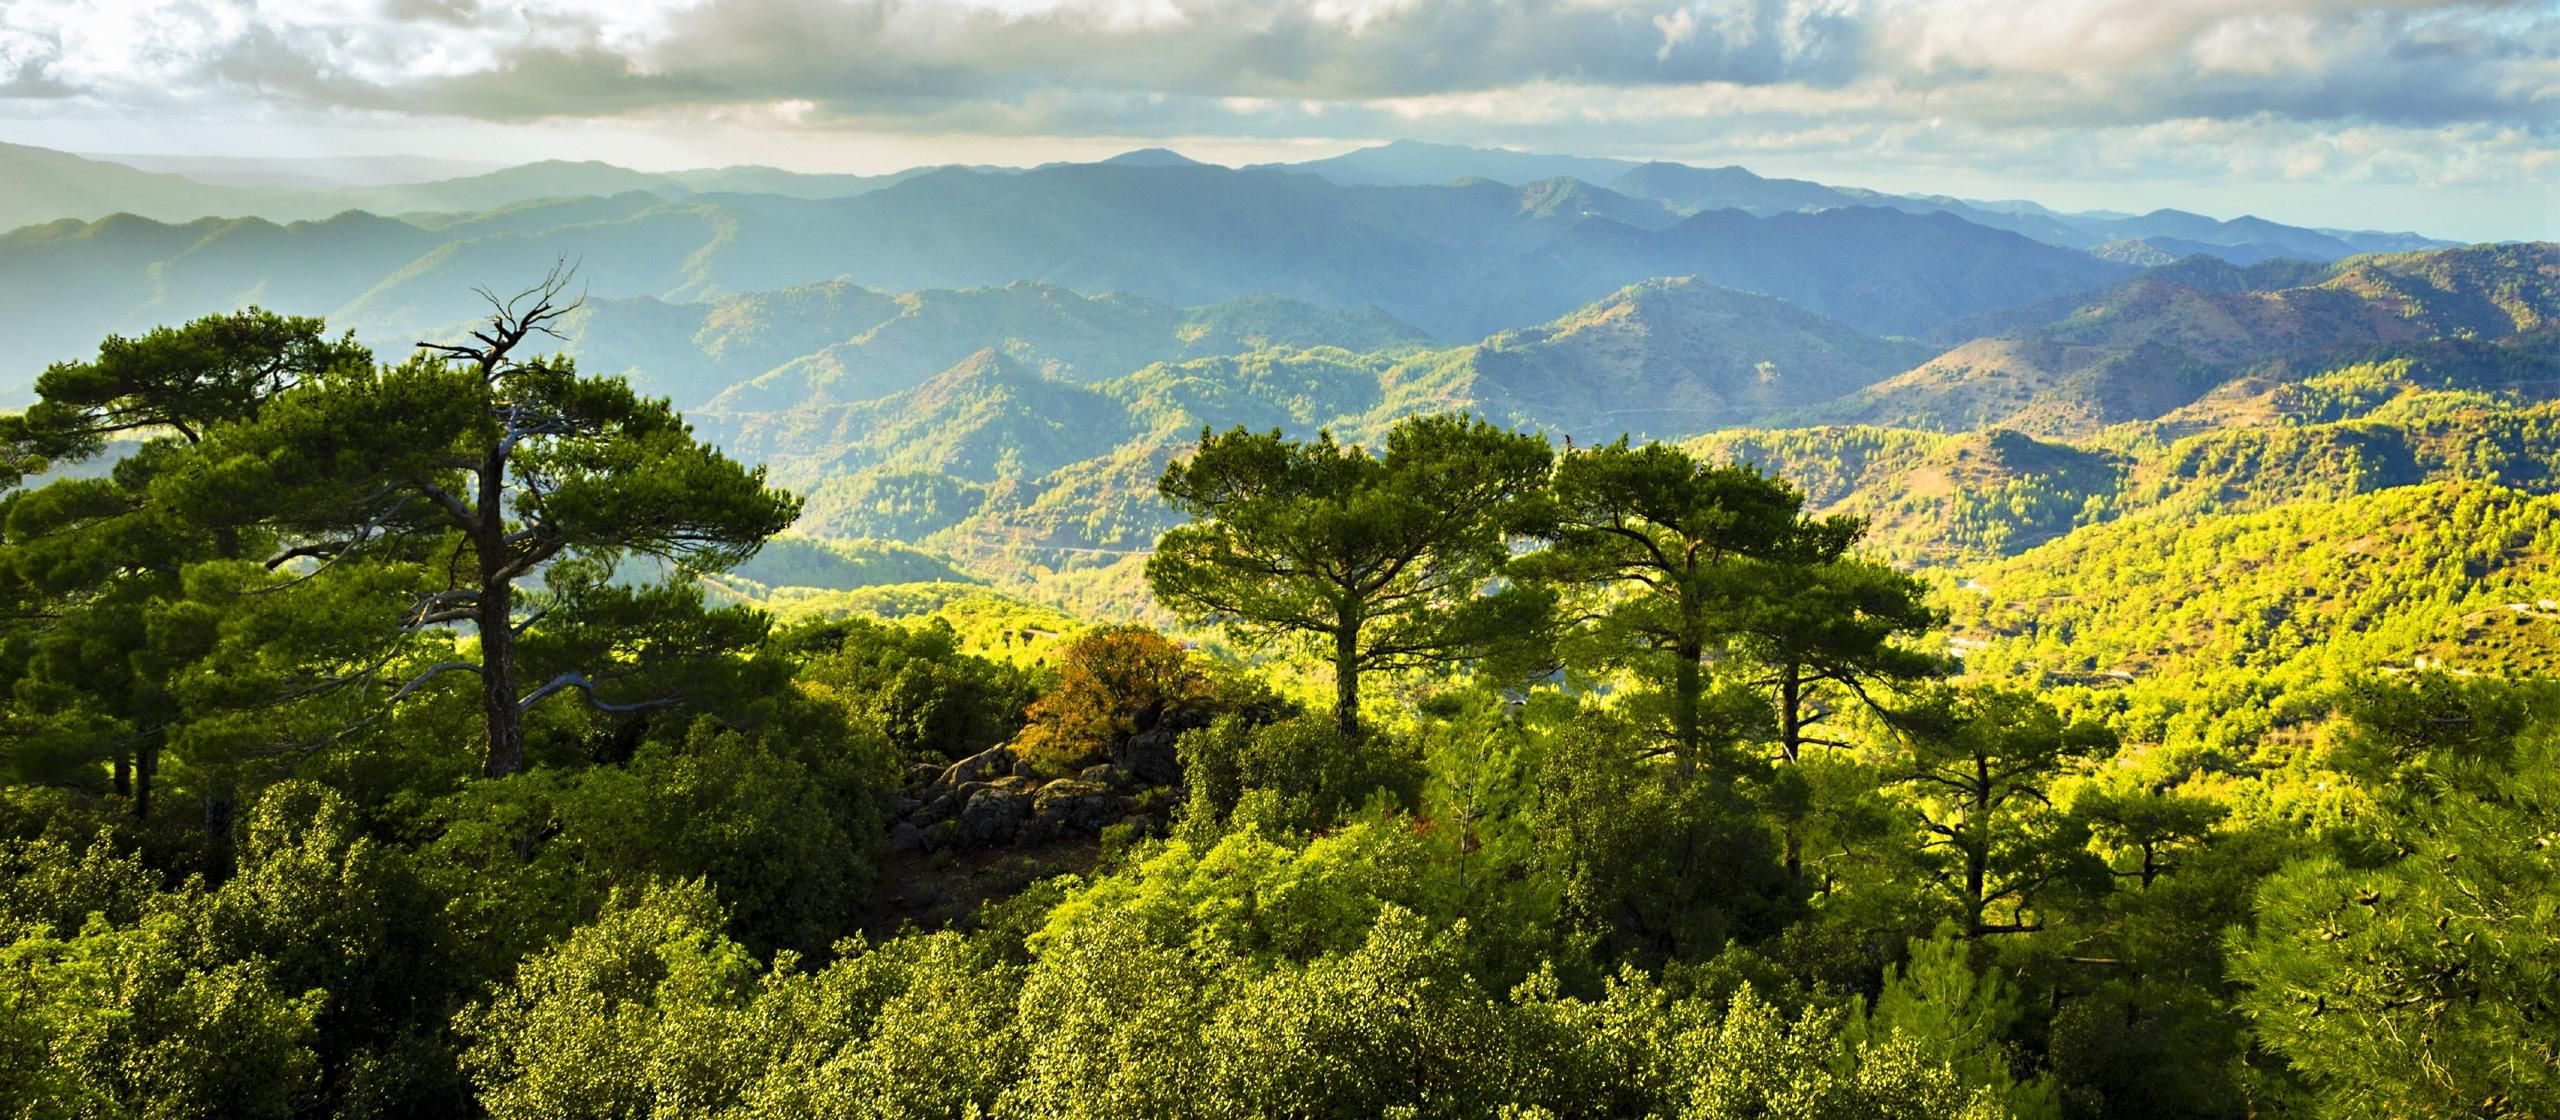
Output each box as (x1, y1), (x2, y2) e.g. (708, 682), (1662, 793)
(1964, 839), (1989, 938)
(1777, 665), (1803, 764)
(113, 746), (131, 799)
(1779, 664), (1803, 884)
(201, 777), (236, 879)
(131, 737), (155, 819)
(1964, 755), (1991, 937)
(1671, 641), (1702, 783)
(477, 450), (524, 778)
(1332, 612), (1362, 742)
(480, 584), (522, 777)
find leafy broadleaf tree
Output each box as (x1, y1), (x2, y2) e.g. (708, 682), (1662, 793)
(168, 271), (799, 776)
(1147, 414), (1551, 739)
(1015, 625), (1211, 773)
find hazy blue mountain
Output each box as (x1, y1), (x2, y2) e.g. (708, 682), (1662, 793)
(0, 143), (919, 235)
(351, 160), (681, 213)
(2088, 210), (2361, 260)
(81, 152), (508, 189)
(721, 347), (1138, 486)
(401, 192), (673, 238)
(1096, 148), (1206, 167)
(0, 161), (2132, 383)
(698, 282), (1428, 416)
(1377, 276), (1933, 438)
(660, 165), (923, 198)
(1604, 162), (2097, 247)
(2320, 227), (2462, 254)
(551, 281), (908, 408)
(5, 137), (2464, 281)
(0, 143), (285, 233)
(1511, 205), (2136, 337)
(0, 210), (447, 392)
(1265, 139), (1641, 187)
(1607, 161), (1874, 215)
(1507, 177), (1684, 230)
(1595, 161), (2463, 263)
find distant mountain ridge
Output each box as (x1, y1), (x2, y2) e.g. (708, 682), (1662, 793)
(0, 160), (2138, 384)
(0, 142), (974, 229)
(1805, 244), (2560, 435)
(702, 274), (1922, 483)
(1376, 277), (1933, 439)
(4, 139), (2459, 273)
(685, 282), (1427, 416)
(1258, 141), (2455, 261)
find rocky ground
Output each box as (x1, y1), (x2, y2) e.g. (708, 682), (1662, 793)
(855, 723), (1190, 935)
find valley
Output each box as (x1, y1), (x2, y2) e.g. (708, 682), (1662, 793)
(1, 132), (2553, 1120)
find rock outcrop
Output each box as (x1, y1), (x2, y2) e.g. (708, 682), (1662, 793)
(886, 741), (1167, 854)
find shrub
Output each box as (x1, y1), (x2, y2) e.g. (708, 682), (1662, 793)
(1016, 626), (1211, 773)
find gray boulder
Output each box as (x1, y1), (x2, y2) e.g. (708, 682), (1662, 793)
(958, 786), (1033, 847)
(1031, 779), (1123, 837)
(941, 744), (1019, 788)
(888, 821), (926, 853)
(910, 789), (964, 827)
(1113, 724), (1185, 787)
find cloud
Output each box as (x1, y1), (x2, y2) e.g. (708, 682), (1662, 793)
(0, 20), (76, 99)
(6, 0), (2536, 135)
(0, 0), (2551, 208)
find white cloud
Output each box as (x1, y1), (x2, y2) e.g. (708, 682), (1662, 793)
(0, 0), (2549, 237)
(1653, 7), (1699, 62)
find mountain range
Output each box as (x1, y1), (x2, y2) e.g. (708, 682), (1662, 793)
(1808, 244), (2559, 435)
(5, 138), (2457, 260)
(0, 138), (2460, 379)
(1, 136), (2549, 626)
(0, 156), (2149, 388)
(607, 243), (2550, 601)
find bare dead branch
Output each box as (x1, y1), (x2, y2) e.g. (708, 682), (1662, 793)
(517, 671), (684, 715)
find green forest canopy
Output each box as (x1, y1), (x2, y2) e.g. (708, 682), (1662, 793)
(0, 307), (2554, 1119)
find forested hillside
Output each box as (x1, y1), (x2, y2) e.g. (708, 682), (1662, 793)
(6, 282), (2560, 1118)
(1812, 244), (2559, 434)
(2, 123), (2556, 1120)
(697, 245), (2560, 612)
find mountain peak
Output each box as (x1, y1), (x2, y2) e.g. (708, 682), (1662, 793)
(1099, 148), (1202, 167)
(929, 346), (1038, 385)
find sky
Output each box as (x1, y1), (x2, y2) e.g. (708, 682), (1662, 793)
(1, 0), (2553, 241)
